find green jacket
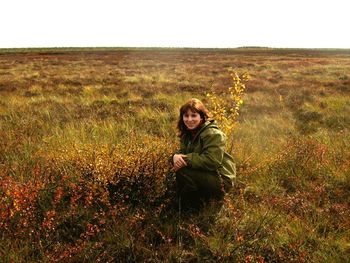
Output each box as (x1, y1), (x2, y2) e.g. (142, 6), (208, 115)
(179, 120), (236, 182)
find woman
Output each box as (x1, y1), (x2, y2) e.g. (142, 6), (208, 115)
(172, 98), (236, 210)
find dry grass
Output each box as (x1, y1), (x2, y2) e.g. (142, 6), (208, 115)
(0, 47), (349, 262)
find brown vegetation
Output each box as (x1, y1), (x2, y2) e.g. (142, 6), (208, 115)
(0, 48), (349, 262)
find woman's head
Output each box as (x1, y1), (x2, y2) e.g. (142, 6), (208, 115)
(177, 98), (210, 137)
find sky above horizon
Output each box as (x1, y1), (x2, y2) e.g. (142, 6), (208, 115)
(1, 0), (349, 49)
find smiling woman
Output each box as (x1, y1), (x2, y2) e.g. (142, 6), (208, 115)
(171, 98), (236, 211)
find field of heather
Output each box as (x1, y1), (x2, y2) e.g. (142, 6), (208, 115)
(0, 48), (349, 262)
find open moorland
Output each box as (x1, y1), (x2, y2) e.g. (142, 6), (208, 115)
(0, 48), (350, 262)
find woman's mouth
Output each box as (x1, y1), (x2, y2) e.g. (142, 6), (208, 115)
(186, 122), (197, 128)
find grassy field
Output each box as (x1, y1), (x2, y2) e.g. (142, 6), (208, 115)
(0, 48), (349, 262)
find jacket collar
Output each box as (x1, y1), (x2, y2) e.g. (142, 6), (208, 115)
(189, 120), (215, 142)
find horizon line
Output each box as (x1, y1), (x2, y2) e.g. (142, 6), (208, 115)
(1, 46), (350, 51)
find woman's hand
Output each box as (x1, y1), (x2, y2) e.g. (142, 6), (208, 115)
(173, 154), (188, 172)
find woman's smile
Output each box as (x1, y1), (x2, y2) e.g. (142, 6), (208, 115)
(183, 110), (202, 130)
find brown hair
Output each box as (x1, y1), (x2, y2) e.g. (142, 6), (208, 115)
(176, 98), (210, 137)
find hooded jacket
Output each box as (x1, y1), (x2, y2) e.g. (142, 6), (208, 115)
(179, 120), (236, 182)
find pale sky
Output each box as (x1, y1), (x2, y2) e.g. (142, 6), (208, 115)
(1, 0), (349, 49)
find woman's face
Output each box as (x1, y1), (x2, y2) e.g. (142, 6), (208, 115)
(183, 109), (202, 130)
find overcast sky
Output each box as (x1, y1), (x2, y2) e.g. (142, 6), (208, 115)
(1, 0), (349, 49)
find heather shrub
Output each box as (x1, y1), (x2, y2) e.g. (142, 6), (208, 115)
(0, 134), (178, 261)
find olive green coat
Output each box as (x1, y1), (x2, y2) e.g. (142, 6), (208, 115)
(178, 120), (236, 184)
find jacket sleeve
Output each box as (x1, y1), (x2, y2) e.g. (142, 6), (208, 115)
(185, 131), (225, 171)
